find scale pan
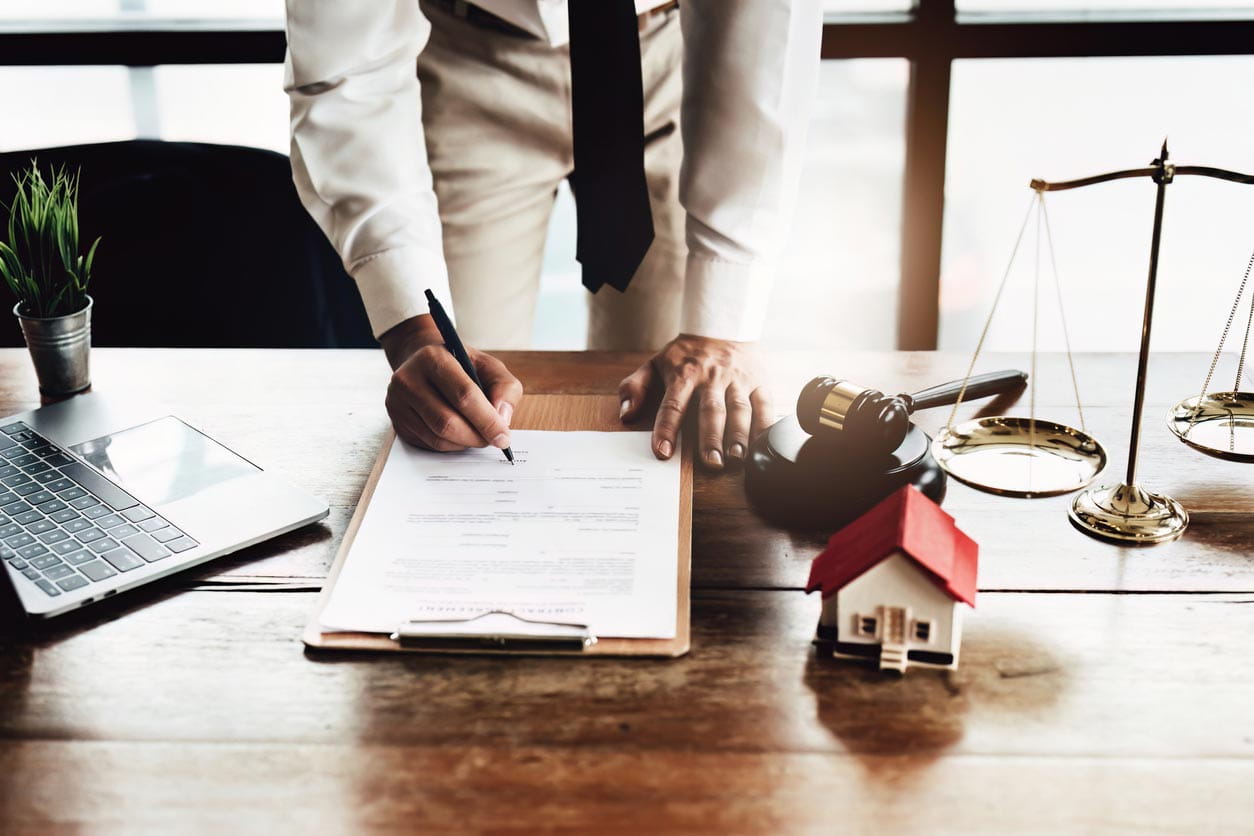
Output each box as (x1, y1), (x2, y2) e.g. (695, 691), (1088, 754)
(932, 417), (1107, 498)
(1167, 392), (1254, 463)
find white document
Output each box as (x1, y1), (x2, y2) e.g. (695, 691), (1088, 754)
(319, 430), (681, 639)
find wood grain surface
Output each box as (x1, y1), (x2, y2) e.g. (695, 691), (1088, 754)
(1, 348), (1252, 834)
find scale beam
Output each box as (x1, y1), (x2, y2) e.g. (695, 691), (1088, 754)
(1032, 164), (1254, 193)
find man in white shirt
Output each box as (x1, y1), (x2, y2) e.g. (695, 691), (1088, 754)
(285, 0), (821, 469)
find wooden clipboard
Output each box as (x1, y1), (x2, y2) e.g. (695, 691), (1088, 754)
(303, 394), (692, 657)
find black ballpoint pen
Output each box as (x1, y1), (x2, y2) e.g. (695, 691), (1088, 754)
(424, 289), (514, 464)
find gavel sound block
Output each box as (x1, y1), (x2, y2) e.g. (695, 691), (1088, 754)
(744, 370), (1026, 530)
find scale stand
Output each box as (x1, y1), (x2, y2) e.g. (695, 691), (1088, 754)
(1034, 142), (1254, 544)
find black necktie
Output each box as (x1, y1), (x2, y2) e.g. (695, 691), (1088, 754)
(567, 0), (655, 294)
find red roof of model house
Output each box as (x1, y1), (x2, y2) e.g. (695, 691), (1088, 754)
(805, 485), (978, 606)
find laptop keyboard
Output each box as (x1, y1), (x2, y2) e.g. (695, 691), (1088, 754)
(0, 421), (199, 599)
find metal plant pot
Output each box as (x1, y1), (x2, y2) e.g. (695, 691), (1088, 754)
(14, 296), (92, 396)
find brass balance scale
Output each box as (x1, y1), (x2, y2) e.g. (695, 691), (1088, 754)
(932, 142), (1254, 545)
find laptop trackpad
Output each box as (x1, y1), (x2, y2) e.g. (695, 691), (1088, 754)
(69, 416), (259, 507)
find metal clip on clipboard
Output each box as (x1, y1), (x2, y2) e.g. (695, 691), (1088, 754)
(390, 610), (598, 652)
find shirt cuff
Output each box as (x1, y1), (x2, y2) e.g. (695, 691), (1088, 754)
(349, 247), (452, 338)
(679, 254), (773, 342)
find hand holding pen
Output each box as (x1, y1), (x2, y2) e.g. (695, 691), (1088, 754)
(376, 291), (523, 459)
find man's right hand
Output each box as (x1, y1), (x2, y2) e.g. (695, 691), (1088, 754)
(378, 314), (524, 452)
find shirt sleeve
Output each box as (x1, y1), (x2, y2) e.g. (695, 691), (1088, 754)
(284, 0), (451, 338)
(677, 0), (823, 342)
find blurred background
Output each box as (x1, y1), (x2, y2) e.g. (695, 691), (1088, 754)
(2, 0), (1254, 354)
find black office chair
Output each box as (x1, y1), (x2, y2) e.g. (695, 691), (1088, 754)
(0, 140), (375, 348)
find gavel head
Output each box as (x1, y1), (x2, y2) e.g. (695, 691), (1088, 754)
(796, 376), (911, 456)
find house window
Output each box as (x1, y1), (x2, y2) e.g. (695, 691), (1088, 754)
(857, 615), (878, 637)
(913, 620), (932, 642)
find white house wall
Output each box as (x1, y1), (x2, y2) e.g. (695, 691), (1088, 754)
(824, 550), (960, 655)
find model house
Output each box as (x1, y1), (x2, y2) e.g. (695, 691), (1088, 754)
(806, 485), (978, 672)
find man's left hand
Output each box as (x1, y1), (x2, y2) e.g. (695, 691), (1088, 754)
(618, 334), (774, 470)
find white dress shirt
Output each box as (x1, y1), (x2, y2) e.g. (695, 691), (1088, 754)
(284, 0), (822, 342)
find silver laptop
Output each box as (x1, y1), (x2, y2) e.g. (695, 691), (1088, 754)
(0, 392), (329, 618)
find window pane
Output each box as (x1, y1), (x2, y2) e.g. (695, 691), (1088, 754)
(824, 0), (912, 13)
(0, 58), (907, 353)
(532, 182), (587, 350)
(0, 0), (283, 22)
(0, 65), (285, 154)
(959, 0), (1254, 12)
(0, 67), (135, 152)
(534, 59), (909, 351)
(765, 59), (908, 352)
(942, 56), (1254, 353)
(142, 0), (282, 19)
(154, 65), (287, 153)
(0, 1), (119, 21)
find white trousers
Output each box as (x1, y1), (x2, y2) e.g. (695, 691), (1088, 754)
(417, 1), (686, 351)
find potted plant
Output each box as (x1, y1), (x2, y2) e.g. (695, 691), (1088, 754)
(0, 162), (99, 396)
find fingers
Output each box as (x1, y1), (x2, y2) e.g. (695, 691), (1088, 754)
(427, 350), (512, 449)
(385, 384), (466, 452)
(475, 351), (524, 428)
(617, 361), (653, 423)
(652, 367), (698, 461)
(631, 335), (770, 469)
(387, 346), (512, 451)
(724, 384), (753, 466)
(750, 387), (775, 440)
(697, 381), (729, 469)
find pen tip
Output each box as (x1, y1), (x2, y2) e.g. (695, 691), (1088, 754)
(504, 447), (515, 464)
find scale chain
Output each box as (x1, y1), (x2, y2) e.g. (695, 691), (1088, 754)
(1234, 261), (1254, 392)
(946, 194), (1038, 432)
(945, 191), (1089, 439)
(1195, 246), (1254, 415)
(1032, 195), (1041, 451)
(1040, 195), (1088, 433)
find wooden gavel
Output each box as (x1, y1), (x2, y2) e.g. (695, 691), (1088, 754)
(796, 369), (1028, 456)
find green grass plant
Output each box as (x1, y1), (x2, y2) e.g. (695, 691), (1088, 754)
(0, 161), (99, 318)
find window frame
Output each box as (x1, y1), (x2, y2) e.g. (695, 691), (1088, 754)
(856, 613), (879, 637)
(913, 619), (932, 642)
(4, 2), (1253, 348)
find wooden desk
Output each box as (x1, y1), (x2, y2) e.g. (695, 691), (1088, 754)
(2, 349), (1252, 832)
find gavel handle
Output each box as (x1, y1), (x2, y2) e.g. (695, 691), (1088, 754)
(905, 369), (1028, 413)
